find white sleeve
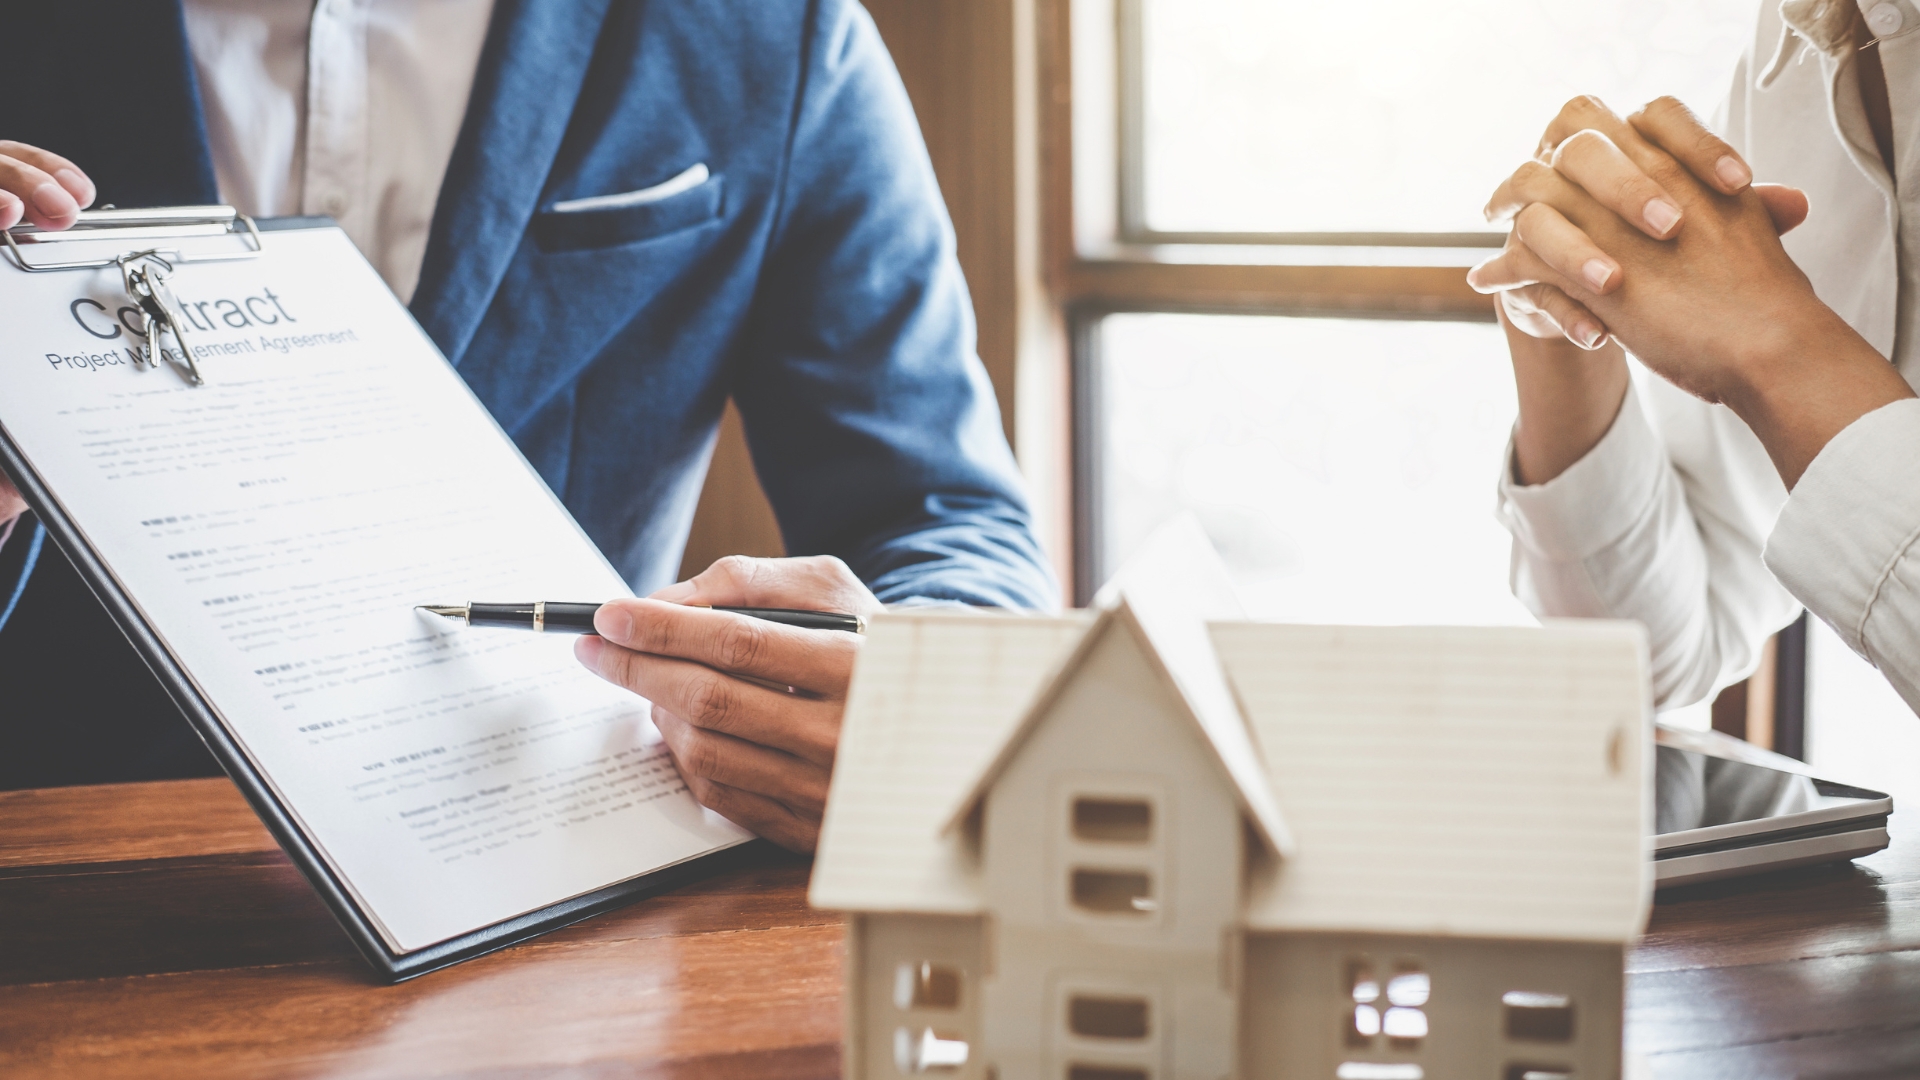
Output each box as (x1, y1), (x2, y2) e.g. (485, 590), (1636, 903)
(1496, 370), (1800, 708)
(1767, 398), (1920, 713)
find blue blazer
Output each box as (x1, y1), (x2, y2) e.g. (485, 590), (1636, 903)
(0, 0), (1056, 629)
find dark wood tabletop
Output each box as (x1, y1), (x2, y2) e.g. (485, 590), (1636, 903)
(2, 777), (1916, 1079)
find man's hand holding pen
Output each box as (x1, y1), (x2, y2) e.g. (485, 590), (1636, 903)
(574, 554), (884, 854)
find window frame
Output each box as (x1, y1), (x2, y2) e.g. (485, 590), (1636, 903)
(1045, 0), (1495, 600)
(1039, 0), (1803, 751)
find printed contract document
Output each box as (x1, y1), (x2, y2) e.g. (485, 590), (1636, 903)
(0, 220), (749, 966)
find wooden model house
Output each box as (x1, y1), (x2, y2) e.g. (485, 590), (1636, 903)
(811, 523), (1652, 1080)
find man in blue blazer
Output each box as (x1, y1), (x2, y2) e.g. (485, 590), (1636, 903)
(0, 0), (1054, 851)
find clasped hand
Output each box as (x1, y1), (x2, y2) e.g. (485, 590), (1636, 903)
(1467, 95), (1818, 401)
(1468, 95), (1913, 485)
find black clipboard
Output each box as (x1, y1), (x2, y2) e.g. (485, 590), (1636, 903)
(0, 211), (754, 982)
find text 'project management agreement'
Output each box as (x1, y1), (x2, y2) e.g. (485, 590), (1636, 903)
(0, 227), (749, 952)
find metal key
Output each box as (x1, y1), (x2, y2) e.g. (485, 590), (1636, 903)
(116, 257), (158, 371)
(142, 296), (165, 372)
(119, 254), (204, 386)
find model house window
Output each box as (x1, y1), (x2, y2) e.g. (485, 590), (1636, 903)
(1502, 991), (1575, 1042)
(894, 962), (963, 1010)
(1066, 1066), (1148, 1080)
(1383, 969), (1430, 1039)
(1333, 1065), (1424, 1080)
(1072, 797), (1153, 842)
(1067, 994), (1150, 1039)
(1347, 957), (1429, 1047)
(891, 962), (967, 1074)
(1500, 1066), (1571, 1080)
(1069, 868), (1155, 914)
(893, 1027), (969, 1074)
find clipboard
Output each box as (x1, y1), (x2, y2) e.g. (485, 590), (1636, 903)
(0, 209), (754, 982)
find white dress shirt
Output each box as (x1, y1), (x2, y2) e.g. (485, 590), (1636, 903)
(183, 0), (496, 303)
(1497, 0), (1920, 713)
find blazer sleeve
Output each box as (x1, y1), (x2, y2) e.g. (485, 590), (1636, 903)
(727, 0), (1058, 611)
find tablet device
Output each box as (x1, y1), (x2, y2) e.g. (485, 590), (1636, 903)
(1654, 724), (1891, 890)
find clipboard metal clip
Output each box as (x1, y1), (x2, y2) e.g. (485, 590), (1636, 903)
(1, 205), (262, 273)
(2, 206), (259, 388)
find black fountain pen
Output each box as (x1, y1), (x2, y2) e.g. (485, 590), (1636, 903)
(417, 601), (865, 635)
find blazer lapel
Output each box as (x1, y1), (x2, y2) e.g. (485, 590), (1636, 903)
(409, 0), (618, 364)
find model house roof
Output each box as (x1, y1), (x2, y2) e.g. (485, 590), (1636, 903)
(811, 521), (1653, 943)
(1217, 620), (1652, 943)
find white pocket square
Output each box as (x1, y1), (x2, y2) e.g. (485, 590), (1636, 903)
(550, 163), (710, 214)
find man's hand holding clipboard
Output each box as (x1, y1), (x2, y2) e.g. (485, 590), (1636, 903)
(0, 138), (879, 859)
(0, 139), (92, 234)
(0, 140), (95, 526)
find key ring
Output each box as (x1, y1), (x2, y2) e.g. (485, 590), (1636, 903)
(118, 251), (204, 387)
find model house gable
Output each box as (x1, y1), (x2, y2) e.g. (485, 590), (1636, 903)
(969, 606), (1252, 926)
(965, 605), (1252, 1080)
(942, 593), (1288, 857)
(809, 609), (1093, 916)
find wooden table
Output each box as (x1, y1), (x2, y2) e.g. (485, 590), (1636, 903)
(3, 779), (1918, 1079)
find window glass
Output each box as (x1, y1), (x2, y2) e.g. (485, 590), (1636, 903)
(1096, 312), (1531, 626)
(1140, 0), (1760, 235)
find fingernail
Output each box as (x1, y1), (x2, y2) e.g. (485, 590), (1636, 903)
(30, 182), (75, 218)
(593, 604), (633, 642)
(574, 634), (604, 667)
(55, 168), (95, 207)
(1714, 155), (1750, 190)
(1466, 256), (1503, 292)
(1572, 321), (1606, 349)
(650, 581), (697, 602)
(1582, 259), (1615, 291)
(1643, 197), (1682, 236)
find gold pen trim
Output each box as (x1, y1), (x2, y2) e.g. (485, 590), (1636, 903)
(533, 600), (545, 633)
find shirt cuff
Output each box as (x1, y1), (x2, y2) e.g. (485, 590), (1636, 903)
(1497, 386), (1669, 561)
(1765, 397), (1920, 655)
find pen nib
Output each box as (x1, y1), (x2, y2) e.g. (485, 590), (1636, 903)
(417, 604), (470, 623)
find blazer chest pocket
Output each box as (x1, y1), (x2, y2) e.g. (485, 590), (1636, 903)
(532, 166), (724, 253)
